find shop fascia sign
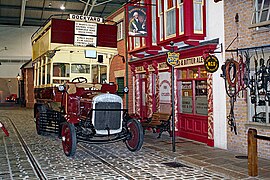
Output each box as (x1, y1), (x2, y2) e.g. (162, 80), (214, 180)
(135, 56), (204, 73)
(176, 56), (204, 68)
(69, 14), (103, 23)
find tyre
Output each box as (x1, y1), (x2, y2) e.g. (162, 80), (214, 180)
(61, 122), (77, 157)
(125, 119), (144, 152)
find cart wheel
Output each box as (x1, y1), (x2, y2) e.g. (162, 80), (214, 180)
(125, 119), (144, 152)
(61, 122), (77, 157)
(35, 111), (42, 135)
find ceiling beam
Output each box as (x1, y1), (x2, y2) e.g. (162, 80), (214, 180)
(82, 0), (90, 16)
(87, 0), (97, 16)
(0, 4), (83, 13)
(20, 0), (27, 27)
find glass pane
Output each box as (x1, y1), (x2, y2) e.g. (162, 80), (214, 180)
(263, 0), (270, 8)
(159, 0), (163, 13)
(194, 3), (202, 31)
(166, 8), (176, 36)
(42, 66), (45, 84)
(261, 10), (268, 22)
(181, 69), (187, 79)
(91, 65), (98, 83)
(47, 63), (51, 84)
(200, 69), (207, 78)
(71, 64), (90, 73)
(188, 68), (199, 79)
(100, 65), (107, 83)
(258, 0), (263, 10)
(53, 63), (70, 77)
(38, 68), (41, 85)
(117, 77), (124, 96)
(152, 0), (157, 44)
(181, 81), (193, 114)
(180, 4), (184, 33)
(160, 14), (163, 39)
(195, 80), (207, 115)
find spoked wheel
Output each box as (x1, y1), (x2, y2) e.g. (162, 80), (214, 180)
(125, 119), (144, 152)
(61, 122), (77, 157)
(35, 111), (42, 135)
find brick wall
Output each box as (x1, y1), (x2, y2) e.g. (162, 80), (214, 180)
(109, 39), (134, 113)
(224, 0), (270, 159)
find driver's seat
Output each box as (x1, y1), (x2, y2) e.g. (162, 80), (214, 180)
(66, 83), (77, 94)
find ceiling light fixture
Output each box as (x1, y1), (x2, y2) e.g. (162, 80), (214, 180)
(60, 4), (65, 10)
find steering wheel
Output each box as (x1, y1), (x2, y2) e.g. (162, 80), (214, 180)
(71, 77), (88, 83)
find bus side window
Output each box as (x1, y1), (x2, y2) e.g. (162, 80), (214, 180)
(53, 64), (61, 77)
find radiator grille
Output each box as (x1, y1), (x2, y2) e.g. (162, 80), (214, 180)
(94, 102), (121, 131)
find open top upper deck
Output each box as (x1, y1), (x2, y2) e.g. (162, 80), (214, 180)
(32, 15), (118, 88)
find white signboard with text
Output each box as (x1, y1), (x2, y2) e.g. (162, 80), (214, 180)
(75, 22), (97, 36)
(69, 14), (103, 23)
(159, 72), (171, 104)
(74, 35), (97, 47)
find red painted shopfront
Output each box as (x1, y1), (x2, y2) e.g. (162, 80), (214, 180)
(129, 42), (217, 146)
(119, 0), (219, 146)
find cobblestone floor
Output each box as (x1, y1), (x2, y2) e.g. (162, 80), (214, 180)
(0, 107), (269, 179)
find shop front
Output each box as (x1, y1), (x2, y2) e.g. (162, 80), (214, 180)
(130, 42), (217, 146)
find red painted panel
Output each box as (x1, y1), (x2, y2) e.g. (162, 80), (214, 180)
(177, 113), (208, 144)
(51, 19), (74, 44)
(186, 118), (194, 131)
(97, 24), (117, 48)
(194, 120), (202, 134)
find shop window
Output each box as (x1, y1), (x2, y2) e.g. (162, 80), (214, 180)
(180, 81), (193, 114)
(251, 0), (270, 28)
(53, 63), (70, 77)
(117, 77), (124, 97)
(178, 67), (207, 116)
(195, 80), (208, 115)
(71, 64), (90, 73)
(193, 0), (203, 33)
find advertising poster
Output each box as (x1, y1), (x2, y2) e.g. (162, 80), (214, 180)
(159, 72), (171, 104)
(127, 6), (147, 37)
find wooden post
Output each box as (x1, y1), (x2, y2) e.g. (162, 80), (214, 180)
(248, 128), (258, 177)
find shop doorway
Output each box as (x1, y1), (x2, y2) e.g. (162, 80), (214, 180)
(139, 77), (148, 118)
(177, 67), (208, 143)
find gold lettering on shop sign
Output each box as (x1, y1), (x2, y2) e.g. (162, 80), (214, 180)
(176, 56), (204, 68)
(159, 62), (169, 70)
(149, 64), (154, 71)
(135, 66), (145, 73)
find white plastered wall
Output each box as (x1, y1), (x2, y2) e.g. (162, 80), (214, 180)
(205, 0), (227, 149)
(0, 25), (38, 78)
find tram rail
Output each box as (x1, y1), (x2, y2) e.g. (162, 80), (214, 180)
(0, 116), (47, 180)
